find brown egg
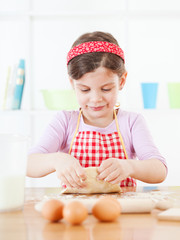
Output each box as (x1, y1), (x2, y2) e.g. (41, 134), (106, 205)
(63, 200), (88, 225)
(42, 199), (64, 222)
(92, 197), (121, 222)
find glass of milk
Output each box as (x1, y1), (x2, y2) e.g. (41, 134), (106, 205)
(0, 134), (28, 212)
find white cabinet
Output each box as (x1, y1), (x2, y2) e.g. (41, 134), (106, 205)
(0, 0), (180, 186)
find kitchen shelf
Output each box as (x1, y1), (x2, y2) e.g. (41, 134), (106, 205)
(1, 10), (180, 18)
(0, 110), (58, 115)
(0, 10), (125, 17)
(1, 108), (180, 117)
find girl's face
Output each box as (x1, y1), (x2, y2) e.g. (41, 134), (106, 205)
(70, 67), (127, 127)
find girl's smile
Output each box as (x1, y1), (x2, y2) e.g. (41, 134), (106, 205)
(88, 106), (105, 111)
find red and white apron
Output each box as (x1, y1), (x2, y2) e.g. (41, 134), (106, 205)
(69, 109), (136, 187)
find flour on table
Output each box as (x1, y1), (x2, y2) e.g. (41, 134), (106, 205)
(34, 189), (176, 214)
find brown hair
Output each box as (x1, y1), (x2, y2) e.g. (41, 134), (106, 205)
(67, 31), (126, 80)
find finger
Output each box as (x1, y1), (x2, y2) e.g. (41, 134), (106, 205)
(103, 169), (120, 182)
(98, 159), (113, 173)
(98, 164), (116, 180)
(97, 168), (111, 180)
(59, 174), (73, 188)
(65, 169), (82, 188)
(70, 168), (86, 188)
(60, 168), (80, 188)
(109, 175), (126, 185)
(76, 165), (87, 181)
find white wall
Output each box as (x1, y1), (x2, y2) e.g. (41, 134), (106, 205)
(0, 0), (180, 187)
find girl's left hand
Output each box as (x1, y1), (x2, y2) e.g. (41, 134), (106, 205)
(97, 158), (133, 184)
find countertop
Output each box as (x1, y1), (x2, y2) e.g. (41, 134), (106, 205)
(0, 186), (180, 240)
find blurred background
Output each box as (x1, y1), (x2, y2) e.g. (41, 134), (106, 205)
(0, 0), (180, 187)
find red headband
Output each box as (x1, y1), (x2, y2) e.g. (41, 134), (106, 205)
(67, 41), (125, 64)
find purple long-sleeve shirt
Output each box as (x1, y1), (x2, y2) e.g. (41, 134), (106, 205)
(29, 109), (167, 169)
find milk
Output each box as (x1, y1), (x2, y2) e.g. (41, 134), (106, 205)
(0, 174), (25, 212)
(0, 134), (28, 212)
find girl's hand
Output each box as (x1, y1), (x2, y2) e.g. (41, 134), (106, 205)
(97, 158), (133, 184)
(54, 153), (86, 189)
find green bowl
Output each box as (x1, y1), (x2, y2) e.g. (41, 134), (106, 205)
(167, 83), (180, 109)
(41, 89), (79, 110)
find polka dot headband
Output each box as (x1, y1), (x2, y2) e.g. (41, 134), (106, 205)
(67, 41), (125, 65)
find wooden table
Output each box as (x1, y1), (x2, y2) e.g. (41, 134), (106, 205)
(0, 186), (180, 240)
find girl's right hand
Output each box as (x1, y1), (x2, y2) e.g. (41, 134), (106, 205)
(54, 152), (86, 189)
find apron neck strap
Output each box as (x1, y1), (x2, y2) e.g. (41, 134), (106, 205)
(113, 109), (128, 159)
(68, 109), (82, 154)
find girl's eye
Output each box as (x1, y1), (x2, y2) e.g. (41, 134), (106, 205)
(81, 89), (90, 92)
(102, 88), (111, 92)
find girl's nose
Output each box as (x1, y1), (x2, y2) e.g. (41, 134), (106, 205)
(91, 91), (102, 102)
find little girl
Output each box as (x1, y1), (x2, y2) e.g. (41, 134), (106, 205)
(27, 31), (167, 189)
